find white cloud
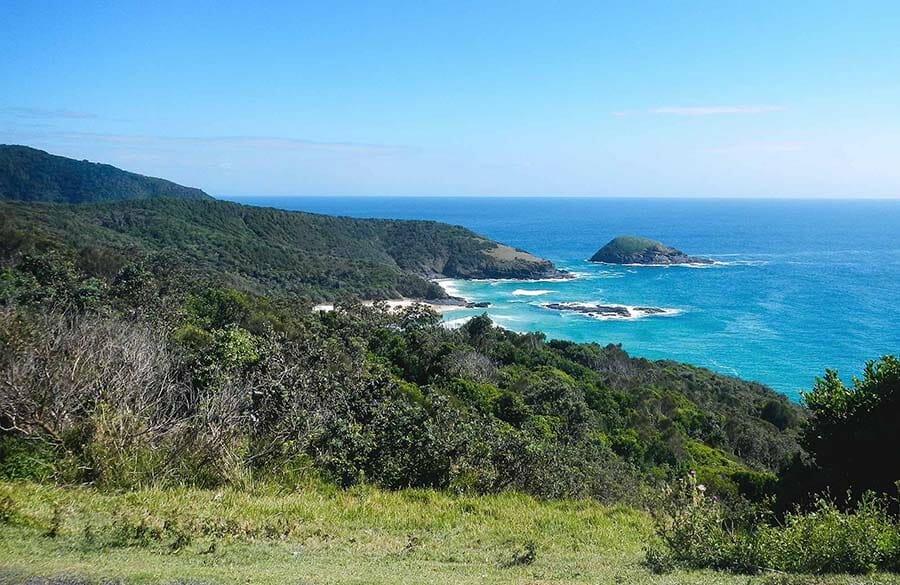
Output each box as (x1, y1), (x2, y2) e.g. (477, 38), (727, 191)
(2, 130), (407, 157)
(1, 107), (97, 119)
(652, 105), (783, 115)
(707, 140), (805, 154)
(615, 105), (784, 116)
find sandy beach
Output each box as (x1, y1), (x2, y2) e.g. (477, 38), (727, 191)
(312, 279), (472, 314)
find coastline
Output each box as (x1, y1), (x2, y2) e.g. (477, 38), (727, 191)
(311, 275), (572, 314)
(311, 279), (476, 313)
(312, 298), (466, 314)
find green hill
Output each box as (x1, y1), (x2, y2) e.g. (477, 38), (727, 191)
(0, 197), (566, 301)
(0, 145), (211, 203)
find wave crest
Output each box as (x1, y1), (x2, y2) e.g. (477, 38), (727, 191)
(512, 289), (552, 296)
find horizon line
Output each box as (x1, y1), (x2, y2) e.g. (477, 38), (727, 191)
(217, 194), (900, 201)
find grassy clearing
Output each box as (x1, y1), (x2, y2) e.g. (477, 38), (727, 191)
(0, 481), (897, 585)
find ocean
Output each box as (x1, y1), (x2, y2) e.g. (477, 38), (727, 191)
(223, 196), (900, 400)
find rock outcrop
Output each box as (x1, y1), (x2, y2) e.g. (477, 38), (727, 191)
(541, 302), (671, 319)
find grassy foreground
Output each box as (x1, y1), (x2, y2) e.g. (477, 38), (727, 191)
(0, 481), (897, 585)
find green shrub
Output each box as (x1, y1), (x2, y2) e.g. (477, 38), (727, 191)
(0, 435), (57, 481)
(642, 543), (675, 574)
(0, 258), (808, 502)
(757, 495), (900, 574)
(793, 356), (900, 505)
(445, 377), (500, 412)
(648, 471), (745, 571)
(648, 474), (900, 574)
(0, 490), (15, 523)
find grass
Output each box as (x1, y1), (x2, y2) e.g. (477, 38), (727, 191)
(0, 481), (897, 585)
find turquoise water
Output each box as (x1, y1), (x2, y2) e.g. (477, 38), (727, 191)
(224, 196), (900, 400)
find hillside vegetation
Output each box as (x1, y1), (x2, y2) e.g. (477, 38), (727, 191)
(0, 197), (565, 301)
(596, 236), (663, 255)
(0, 216), (802, 494)
(0, 145), (211, 203)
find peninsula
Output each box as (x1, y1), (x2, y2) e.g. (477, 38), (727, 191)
(0, 146), (568, 302)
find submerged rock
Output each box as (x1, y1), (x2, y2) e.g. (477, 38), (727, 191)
(544, 302), (631, 317)
(541, 302), (671, 319)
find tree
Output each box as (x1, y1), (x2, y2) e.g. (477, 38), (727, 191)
(799, 355), (899, 500)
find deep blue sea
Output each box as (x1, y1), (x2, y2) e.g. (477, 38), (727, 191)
(224, 196), (900, 400)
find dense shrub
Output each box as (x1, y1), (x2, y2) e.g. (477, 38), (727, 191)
(785, 356), (900, 507)
(0, 435), (57, 481)
(0, 247), (806, 498)
(647, 473), (900, 574)
(757, 495), (900, 574)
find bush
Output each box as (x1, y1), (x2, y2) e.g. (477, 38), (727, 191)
(648, 474), (900, 574)
(757, 495), (900, 574)
(648, 471), (749, 571)
(794, 356), (900, 504)
(0, 435), (57, 481)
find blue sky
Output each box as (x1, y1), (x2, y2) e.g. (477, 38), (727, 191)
(2, 1), (899, 197)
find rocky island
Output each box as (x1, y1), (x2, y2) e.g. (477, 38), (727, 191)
(589, 235), (713, 265)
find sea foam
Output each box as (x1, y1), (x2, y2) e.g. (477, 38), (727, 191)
(432, 278), (465, 298)
(512, 289), (553, 296)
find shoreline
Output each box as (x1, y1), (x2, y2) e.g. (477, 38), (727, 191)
(311, 273), (582, 315)
(312, 278), (487, 313)
(312, 298), (467, 314)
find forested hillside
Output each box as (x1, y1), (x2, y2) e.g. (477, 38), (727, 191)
(0, 197), (565, 301)
(0, 145), (211, 203)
